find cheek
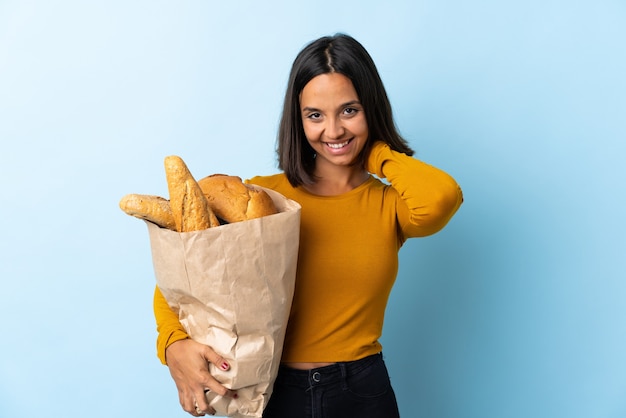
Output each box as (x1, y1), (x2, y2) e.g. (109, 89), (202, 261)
(302, 123), (321, 142)
(350, 118), (369, 138)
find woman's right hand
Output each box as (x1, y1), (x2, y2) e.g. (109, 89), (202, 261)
(165, 338), (236, 416)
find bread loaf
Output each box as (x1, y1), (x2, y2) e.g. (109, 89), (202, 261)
(120, 157), (277, 230)
(197, 174), (278, 223)
(119, 194), (176, 230)
(164, 156), (220, 232)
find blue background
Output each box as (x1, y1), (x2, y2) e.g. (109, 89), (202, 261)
(1, 1), (624, 417)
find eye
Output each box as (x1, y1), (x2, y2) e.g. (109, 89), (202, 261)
(343, 107), (359, 116)
(306, 112), (322, 120)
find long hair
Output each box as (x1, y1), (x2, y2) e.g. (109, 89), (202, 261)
(277, 33), (414, 187)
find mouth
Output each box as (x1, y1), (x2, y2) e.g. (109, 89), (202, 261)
(324, 139), (352, 149)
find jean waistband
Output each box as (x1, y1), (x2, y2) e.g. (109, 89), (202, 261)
(275, 353), (382, 389)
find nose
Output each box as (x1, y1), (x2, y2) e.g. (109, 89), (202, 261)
(325, 117), (345, 140)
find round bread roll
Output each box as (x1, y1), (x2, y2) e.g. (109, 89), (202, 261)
(197, 174), (278, 223)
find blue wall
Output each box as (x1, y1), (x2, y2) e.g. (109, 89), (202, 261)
(1, 1), (624, 417)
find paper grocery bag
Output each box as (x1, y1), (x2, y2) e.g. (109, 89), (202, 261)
(146, 186), (301, 417)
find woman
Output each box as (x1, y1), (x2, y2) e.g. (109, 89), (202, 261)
(154, 33), (463, 417)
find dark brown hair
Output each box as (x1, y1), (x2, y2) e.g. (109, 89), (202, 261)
(277, 33), (414, 187)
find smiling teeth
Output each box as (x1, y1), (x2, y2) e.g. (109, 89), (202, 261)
(327, 140), (349, 149)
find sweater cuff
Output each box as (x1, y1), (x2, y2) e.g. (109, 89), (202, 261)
(365, 141), (391, 178)
(157, 329), (189, 365)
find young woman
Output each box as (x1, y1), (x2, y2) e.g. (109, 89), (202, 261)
(153, 34), (463, 417)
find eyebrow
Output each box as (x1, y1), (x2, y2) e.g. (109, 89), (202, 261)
(301, 100), (362, 113)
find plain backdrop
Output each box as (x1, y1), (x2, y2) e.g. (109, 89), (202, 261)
(1, 1), (624, 417)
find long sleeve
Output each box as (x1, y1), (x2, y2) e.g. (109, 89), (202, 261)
(153, 286), (189, 364)
(366, 141), (463, 239)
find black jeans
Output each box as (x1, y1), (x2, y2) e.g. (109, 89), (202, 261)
(263, 353), (400, 418)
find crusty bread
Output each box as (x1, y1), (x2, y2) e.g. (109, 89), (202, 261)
(119, 194), (176, 230)
(197, 174), (278, 223)
(119, 157), (275, 230)
(164, 156), (220, 232)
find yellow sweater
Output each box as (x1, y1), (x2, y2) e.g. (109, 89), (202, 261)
(153, 142), (463, 364)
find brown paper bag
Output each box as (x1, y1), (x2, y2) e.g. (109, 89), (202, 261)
(146, 186), (301, 417)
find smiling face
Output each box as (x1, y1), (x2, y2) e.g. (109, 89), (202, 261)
(300, 72), (369, 173)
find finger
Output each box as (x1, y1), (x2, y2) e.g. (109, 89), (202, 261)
(198, 347), (238, 398)
(193, 401), (207, 417)
(193, 393), (217, 417)
(199, 381), (238, 400)
(192, 392), (216, 416)
(193, 388), (211, 413)
(189, 387), (235, 416)
(178, 389), (202, 416)
(201, 345), (231, 372)
(176, 384), (210, 417)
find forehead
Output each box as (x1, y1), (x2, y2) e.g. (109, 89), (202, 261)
(300, 73), (359, 106)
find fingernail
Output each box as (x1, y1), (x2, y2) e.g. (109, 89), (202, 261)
(221, 362), (229, 370)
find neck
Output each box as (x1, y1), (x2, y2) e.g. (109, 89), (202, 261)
(304, 163), (369, 196)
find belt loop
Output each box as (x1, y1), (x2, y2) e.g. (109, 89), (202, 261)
(339, 362), (348, 390)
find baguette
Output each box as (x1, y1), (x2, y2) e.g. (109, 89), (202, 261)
(119, 194), (176, 230)
(197, 174), (278, 223)
(164, 156), (220, 232)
